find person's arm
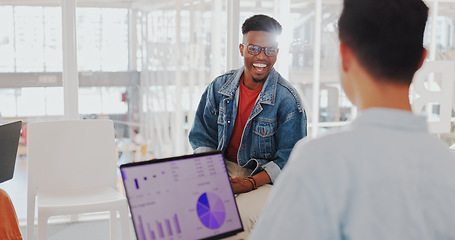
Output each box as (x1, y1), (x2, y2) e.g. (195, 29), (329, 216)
(0, 189), (22, 240)
(189, 83), (219, 153)
(230, 109), (307, 194)
(250, 110), (307, 184)
(230, 170), (271, 194)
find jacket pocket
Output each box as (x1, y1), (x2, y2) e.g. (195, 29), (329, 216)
(252, 120), (276, 159)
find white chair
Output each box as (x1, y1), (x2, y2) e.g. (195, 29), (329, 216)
(27, 119), (131, 240)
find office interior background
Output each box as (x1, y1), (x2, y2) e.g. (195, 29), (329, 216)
(1, 0), (455, 227)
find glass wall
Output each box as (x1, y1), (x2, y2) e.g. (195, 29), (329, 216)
(133, 0), (228, 157)
(287, 1), (347, 137)
(0, 5), (63, 120)
(1, 0), (454, 159)
(0, 5), (130, 119)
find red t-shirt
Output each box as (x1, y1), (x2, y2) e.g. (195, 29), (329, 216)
(225, 75), (262, 163)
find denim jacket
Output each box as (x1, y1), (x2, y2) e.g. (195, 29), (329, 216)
(189, 67), (307, 183)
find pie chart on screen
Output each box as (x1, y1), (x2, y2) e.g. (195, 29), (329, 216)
(196, 192), (226, 229)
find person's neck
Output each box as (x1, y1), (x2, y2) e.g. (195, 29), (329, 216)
(353, 69), (412, 112)
(358, 85), (412, 111)
(242, 73), (265, 90)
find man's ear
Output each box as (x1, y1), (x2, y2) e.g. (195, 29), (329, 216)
(340, 42), (351, 73)
(239, 43), (244, 57)
(417, 48), (427, 70)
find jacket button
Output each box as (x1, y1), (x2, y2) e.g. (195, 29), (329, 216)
(227, 121), (231, 124)
(227, 100), (230, 103)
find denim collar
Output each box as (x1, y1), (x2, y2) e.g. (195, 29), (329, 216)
(218, 66), (277, 105)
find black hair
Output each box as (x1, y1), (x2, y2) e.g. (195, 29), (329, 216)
(242, 14), (282, 35)
(338, 0), (428, 84)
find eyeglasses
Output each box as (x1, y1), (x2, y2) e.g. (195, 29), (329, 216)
(242, 44), (279, 57)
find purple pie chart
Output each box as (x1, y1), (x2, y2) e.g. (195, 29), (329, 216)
(196, 192), (226, 229)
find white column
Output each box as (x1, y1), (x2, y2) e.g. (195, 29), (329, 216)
(129, 9), (138, 71)
(274, 0), (291, 80)
(210, 0), (223, 80)
(426, 0), (439, 117)
(311, 0), (322, 137)
(61, 0), (79, 120)
(429, 0), (438, 61)
(174, 0), (184, 155)
(227, 0), (240, 71)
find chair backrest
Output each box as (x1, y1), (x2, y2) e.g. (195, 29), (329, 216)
(27, 119), (118, 192)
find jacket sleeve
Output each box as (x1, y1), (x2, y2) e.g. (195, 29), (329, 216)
(250, 109), (307, 183)
(189, 83), (219, 153)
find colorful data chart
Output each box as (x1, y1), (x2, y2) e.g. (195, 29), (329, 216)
(196, 192), (226, 229)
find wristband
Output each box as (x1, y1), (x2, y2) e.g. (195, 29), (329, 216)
(245, 176), (257, 190)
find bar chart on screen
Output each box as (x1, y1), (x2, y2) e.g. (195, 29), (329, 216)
(137, 214), (182, 240)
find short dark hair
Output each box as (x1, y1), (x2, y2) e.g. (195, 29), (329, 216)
(242, 14), (282, 35)
(338, 0), (428, 84)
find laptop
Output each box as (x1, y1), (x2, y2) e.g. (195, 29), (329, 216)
(0, 120), (22, 183)
(120, 151), (244, 240)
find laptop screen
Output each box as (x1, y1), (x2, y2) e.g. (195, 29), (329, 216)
(0, 121), (22, 184)
(120, 151), (244, 240)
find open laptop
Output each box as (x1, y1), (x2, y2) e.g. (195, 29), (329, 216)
(120, 151), (244, 240)
(0, 120), (22, 183)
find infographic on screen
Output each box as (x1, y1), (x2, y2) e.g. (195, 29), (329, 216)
(121, 153), (242, 240)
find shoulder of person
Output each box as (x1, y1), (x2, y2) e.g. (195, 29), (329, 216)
(206, 69), (237, 89)
(273, 77), (305, 113)
(291, 128), (355, 163)
(206, 68), (241, 96)
(276, 76), (300, 98)
(213, 68), (237, 82)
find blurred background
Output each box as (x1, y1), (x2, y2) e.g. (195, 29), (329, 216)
(1, 0), (455, 160)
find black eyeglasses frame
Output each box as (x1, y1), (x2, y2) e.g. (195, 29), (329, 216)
(242, 44), (279, 57)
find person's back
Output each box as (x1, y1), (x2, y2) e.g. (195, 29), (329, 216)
(249, 0), (455, 239)
(345, 117), (455, 239)
(283, 108), (455, 239)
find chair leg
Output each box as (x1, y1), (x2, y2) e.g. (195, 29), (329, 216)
(110, 210), (117, 240)
(27, 209), (35, 240)
(27, 194), (36, 240)
(119, 205), (131, 240)
(37, 213), (48, 240)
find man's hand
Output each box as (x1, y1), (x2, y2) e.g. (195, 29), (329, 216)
(229, 176), (254, 194)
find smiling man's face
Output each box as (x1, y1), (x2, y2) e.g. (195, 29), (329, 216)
(240, 31), (279, 86)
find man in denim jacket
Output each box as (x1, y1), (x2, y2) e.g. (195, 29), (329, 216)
(189, 14), (307, 232)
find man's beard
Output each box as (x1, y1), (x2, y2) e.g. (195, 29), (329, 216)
(252, 76), (267, 83)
